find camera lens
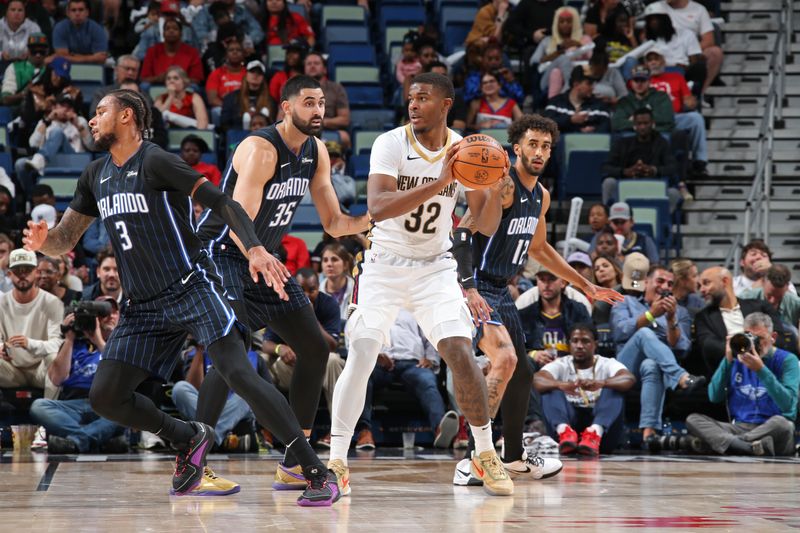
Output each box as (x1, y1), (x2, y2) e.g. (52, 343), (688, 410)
(729, 333), (752, 354)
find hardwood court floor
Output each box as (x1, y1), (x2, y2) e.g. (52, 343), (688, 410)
(2, 450), (800, 531)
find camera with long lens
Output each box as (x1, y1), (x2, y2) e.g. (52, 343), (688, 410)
(63, 301), (113, 336)
(729, 332), (760, 355)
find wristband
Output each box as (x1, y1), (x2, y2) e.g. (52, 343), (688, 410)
(275, 344), (283, 356)
(644, 311), (655, 324)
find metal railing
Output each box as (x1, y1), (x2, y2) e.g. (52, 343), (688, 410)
(724, 0), (792, 275)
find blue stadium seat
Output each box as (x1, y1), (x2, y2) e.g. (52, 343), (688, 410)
(43, 153), (93, 174)
(559, 150), (608, 198)
(627, 198), (673, 255)
(200, 152), (218, 166)
(347, 154), (371, 180)
(438, 6), (477, 33)
(344, 85), (384, 108)
(292, 203), (322, 230)
(324, 24), (370, 46)
(442, 22), (472, 55)
(226, 129), (249, 157)
(379, 6), (425, 32)
(434, 0), (478, 10)
(0, 106), (12, 124)
(350, 108), (395, 131)
(167, 129), (216, 151)
(0, 152), (11, 176)
(327, 44), (377, 69)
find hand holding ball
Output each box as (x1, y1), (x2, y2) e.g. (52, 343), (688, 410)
(451, 134), (509, 189)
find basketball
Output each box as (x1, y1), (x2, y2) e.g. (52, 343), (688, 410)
(452, 134), (508, 189)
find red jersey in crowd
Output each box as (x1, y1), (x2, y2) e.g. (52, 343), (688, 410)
(265, 12), (314, 46)
(281, 234), (311, 275)
(206, 66), (245, 100)
(650, 72), (692, 114)
(193, 161), (222, 187)
(157, 92), (196, 118)
(141, 43), (204, 83)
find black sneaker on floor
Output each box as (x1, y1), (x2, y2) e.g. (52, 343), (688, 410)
(296, 468), (341, 507)
(48, 435), (79, 454)
(681, 374), (707, 393)
(172, 422), (215, 495)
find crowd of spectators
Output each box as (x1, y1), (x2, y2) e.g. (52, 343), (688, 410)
(1, 0), (795, 459)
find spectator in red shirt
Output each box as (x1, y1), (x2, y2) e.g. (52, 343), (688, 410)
(206, 38), (245, 108)
(154, 66), (209, 129)
(265, 0), (315, 47)
(140, 17), (204, 84)
(270, 38), (306, 105)
(279, 234), (311, 275)
(180, 134), (221, 186)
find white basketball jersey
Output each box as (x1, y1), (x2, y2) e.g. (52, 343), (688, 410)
(368, 125), (464, 259)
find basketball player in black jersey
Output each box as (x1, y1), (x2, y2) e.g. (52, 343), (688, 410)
(452, 115), (623, 483)
(195, 75), (369, 490)
(23, 89), (340, 506)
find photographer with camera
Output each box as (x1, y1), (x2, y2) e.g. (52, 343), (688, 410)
(0, 249), (64, 399)
(685, 312), (798, 456)
(611, 264), (706, 448)
(29, 295), (127, 454)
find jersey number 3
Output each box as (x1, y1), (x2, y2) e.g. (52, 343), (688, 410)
(405, 203), (441, 234)
(115, 221), (133, 251)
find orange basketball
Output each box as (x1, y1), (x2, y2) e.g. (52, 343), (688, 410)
(452, 134), (508, 190)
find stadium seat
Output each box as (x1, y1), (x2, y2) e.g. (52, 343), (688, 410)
(349, 202), (368, 216)
(290, 230), (323, 250)
(267, 45), (285, 68)
(292, 203), (322, 229)
(384, 26), (417, 53)
(287, 2), (308, 19)
(0, 152), (11, 176)
(334, 65), (380, 84)
(350, 108), (395, 131)
(225, 129), (249, 157)
(354, 130), (385, 155)
(379, 6), (425, 32)
(0, 106), (12, 124)
(559, 150), (608, 198)
(325, 24), (370, 46)
(344, 85), (384, 108)
(327, 44), (376, 68)
(617, 179), (669, 202)
(43, 153), (93, 174)
(434, 0), (478, 10)
(168, 129), (216, 151)
(321, 5), (367, 27)
(560, 133), (611, 166)
(347, 154), (371, 180)
(70, 64), (105, 84)
(627, 198), (672, 254)
(480, 128), (510, 147)
(39, 175), (79, 199)
(442, 21), (472, 55)
(200, 152), (218, 166)
(149, 85), (167, 101)
(438, 6), (477, 33)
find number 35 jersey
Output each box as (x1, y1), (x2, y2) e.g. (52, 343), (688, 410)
(368, 124), (463, 259)
(70, 141), (206, 301)
(196, 124), (318, 254)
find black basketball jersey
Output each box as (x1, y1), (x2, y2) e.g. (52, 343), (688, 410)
(196, 124), (319, 253)
(69, 142), (204, 301)
(472, 168), (543, 282)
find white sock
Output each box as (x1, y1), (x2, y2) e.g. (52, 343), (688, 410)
(470, 422), (493, 454)
(329, 336), (381, 466)
(589, 424), (604, 437)
(556, 423), (568, 434)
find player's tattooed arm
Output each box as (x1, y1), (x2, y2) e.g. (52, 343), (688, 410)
(24, 208), (95, 256)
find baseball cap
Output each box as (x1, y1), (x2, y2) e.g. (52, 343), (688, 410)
(246, 60), (266, 73)
(534, 266), (555, 278)
(630, 65), (651, 80)
(50, 56), (71, 81)
(95, 294), (119, 309)
(567, 251), (592, 268)
(28, 33), (48, 48)
(645, 44), (668, 59)
(31, 204), (57, 229)
(622, 252), (650, 291)
(9, 249), (38, 269)
(609, 202), (632, 221)
(643, 2), (668, 16)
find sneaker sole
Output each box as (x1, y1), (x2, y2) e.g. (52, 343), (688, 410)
(434, 412), (460, 449)
(169, 485), (241, 496)
(481, 482), (514, 496)
(272, 481), (307, 491)
(355, 443), (375, 450)
(559, 442), (577, 455)
(296, 486), (342, 507)
(453, 468), (484, 487)
(577, 445), (599, 457)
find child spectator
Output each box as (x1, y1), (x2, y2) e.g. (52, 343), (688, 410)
(180, 134), (221, 186)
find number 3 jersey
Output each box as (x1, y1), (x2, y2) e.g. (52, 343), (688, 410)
(196, 124), (318, 254)
(368, 124), (463, 259)
(70, 141), (206, 301)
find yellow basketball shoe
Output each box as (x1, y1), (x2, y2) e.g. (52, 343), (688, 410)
(273, 463), (307, 490)
(327, 459), (351, 496)
(471, 450), (514, 496)
(170, 467), (241, 496)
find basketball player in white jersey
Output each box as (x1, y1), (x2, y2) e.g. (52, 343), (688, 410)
(327, 72), (514, 496)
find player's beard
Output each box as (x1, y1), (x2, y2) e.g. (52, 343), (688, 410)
(95, 131), (118, 152)
(292, 111), (322, 136)
(520, 152), (545, 177)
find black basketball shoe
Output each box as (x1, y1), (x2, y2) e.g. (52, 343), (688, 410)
(172, 422), (215, 495)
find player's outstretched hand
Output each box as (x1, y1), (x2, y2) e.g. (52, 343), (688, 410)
(584, 283), (625, 305)
(248, 246), (290, 301)
(23, 220), (48, 251)
(465, 287), (493, 324)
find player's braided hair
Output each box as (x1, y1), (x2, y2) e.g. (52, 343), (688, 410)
(108, 89), (152, 140)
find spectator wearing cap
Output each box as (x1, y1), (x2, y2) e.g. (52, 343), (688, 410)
(180, 134), (221, 187)
(740, 264), (800, 332)
(611, 262), (705, 444)
(607, 202), (659, 264)
(141, 17), (203, 85)
(695, 266), (793, 376)
(644, 0), (723, 94)
(611, 65), (675, 133)
(270, 38), (306, 105)
(16, 93), (93, 196)
(0, 248), (64, 399)
(669, 257), (705, 317)
(50, 0), (108, 65)
(265, 0), (314, 47)
(568, 252), (594, 283)
(517, 267), (593, 366)
(132, 0), (201, 61)
(29, 295), (127, 454)
(1, 32), (48, 108)
(37, 255), (81, 308)
(192, 0), (264, 51)
(732, 239), (797, 297)
(154, 65), (209, 129)
(206, 38), (245, 111)
(646, 46), (709, 178)
(602, 107), (681, 212)
(304, 51), (351, 150)
(544, 66), (610, 134)
(220, 60), (274, 131)
(463, 41), (524, 104)
(0, 0), (42, 62)
(89, 54), (143, 116)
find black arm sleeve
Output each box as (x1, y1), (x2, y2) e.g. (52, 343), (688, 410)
(193, 180), (262, 252)
(452, 227), (476, 290)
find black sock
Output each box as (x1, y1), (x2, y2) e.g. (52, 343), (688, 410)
(158, 413), (196, 447)
(285, 436), (324, 474)
(283, 445), (300, 468)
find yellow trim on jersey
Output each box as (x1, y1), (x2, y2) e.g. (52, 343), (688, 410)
(405, 124), (452, 163)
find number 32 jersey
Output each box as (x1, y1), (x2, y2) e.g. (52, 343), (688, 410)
(368, 124), (463, 259)
(69, 141), (205, 301)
